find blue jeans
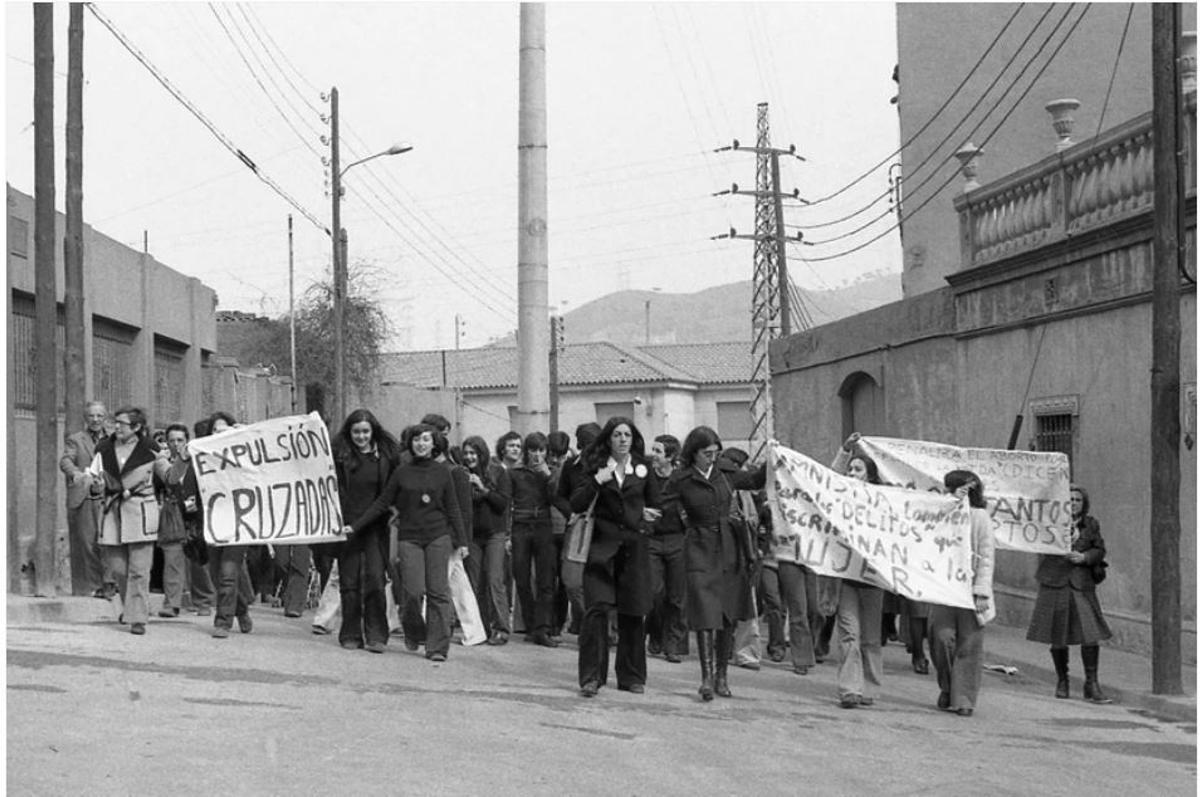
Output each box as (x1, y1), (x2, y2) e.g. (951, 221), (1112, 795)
(398, 535), (453, 657)
(209, 545), (252, 630)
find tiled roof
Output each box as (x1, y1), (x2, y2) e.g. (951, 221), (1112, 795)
(638, 342), (753, 384)
(380, 340), (749, 390)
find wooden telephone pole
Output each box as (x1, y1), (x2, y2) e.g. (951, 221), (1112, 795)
(1149, 2), (1184, 696)
(33, 3), (58, 596)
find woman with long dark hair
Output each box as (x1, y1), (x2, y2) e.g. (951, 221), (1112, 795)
(570, 417), (660, 697)
(820, 432), (885, 708)
(345, 423), (467, 662)
(662, 426), (765, 701)
(87, 407), (168, 635)
(1026, 484), (1113, 703)
(156, 423), (197, 619)
(930, 470), (995, 717)
(461, 435), (512, 645)
(332, 409), (401, 653)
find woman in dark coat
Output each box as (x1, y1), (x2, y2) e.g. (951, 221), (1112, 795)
(1026, 484), (1113, 703)
(345, 423), (467, 662)
(156, 423), (198, 618)
(661, 426), (765, 701)
(461, 435), (512, 645)
(333, 409), (401, 653)
(570, 416), (661, 697)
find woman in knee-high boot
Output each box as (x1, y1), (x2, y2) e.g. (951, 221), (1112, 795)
(1026, 485), (1113, 703)
(662, 427), (765, 701)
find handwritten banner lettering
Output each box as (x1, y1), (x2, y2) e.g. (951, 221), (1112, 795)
(188, 412), (344, 546)
(855, 436), (1070, 554)
(769, 442), (976, 610)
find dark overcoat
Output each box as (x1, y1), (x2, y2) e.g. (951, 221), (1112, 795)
(1034, 516), (1106, 592)
(662, 464), (765, 629)
(569, 457), (660, 616)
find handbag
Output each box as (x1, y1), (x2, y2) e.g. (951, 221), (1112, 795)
(561, 495), (598, 593)
(1092, 559), (1108, 585)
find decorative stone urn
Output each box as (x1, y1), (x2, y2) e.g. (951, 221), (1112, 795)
(954, 143), (983, 192)
(1045, 98), (1081, 152)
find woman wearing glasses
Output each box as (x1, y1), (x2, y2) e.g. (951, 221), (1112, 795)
(87, 407), (169, 635)
(661, 426), (765, 701)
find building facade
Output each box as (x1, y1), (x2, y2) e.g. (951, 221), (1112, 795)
(769, 9), (1197, 658)
(7, 184), (218, 593)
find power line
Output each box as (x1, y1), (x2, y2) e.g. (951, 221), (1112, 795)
(1094, 3), (1135, 139)
(795, 4), (1060, 242)
(85, 3), (327, 233)
(806, 2), (1029, 207)
(797, 3), (1092, 263)
(800, 3), (1076, 249)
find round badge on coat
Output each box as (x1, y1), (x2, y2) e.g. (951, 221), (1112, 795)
(421, 493), (431, 504)
(634, 464), (647, 479)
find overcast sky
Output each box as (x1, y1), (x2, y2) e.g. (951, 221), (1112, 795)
(6, 2), (902, 350)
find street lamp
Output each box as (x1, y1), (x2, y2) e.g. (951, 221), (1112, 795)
(328, 85), (412, 424)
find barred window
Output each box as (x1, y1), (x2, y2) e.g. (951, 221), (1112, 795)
(93, 321), (135, 413)
(10, 294), (64, 411)
(153, 339), (187, 428)
(1035, 413), (1074, 459)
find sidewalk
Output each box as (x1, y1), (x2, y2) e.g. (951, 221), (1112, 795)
(8, 595), (1197, 723)
(984, 621), (1196, 724)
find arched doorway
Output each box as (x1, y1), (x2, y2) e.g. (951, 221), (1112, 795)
(838, 371), (884, 439)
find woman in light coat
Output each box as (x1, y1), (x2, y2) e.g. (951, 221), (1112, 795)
(929, 469), (996, 717)
(87, 406), (168, 635)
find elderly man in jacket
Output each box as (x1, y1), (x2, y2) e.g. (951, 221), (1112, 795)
(59, 401), (114, 597)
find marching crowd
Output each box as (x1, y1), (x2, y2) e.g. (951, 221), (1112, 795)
(61, 401), (1116, 714)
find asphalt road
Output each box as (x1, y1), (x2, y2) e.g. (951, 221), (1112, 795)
(7, 606), (1196, 796)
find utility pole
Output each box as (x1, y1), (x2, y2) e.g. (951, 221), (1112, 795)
(288, 214), (297, 413)
(549, 314), (563, 433)
(64, 3), (85, 427)
(33, 2), (58, 596)
(516, 3), (550, 436)
(329, 86), (344, 427)
(1149, 2), (1183, 696)
(711, 103), (805, 462)
(455, 314), (464, 350)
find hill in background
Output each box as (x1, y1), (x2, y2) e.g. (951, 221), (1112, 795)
(543, 270), (901, 345)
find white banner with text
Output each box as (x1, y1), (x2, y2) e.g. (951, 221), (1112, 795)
(188, 412), (344, 546)
(855, 436), (1070, 554)
(769, 442), (976, 610)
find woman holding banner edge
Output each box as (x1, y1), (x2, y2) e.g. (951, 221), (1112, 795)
(929, 470), (995, 717)
(344, 423), (468, 662)
(662, 425), (765, 702)
(820, 432), (885, 709)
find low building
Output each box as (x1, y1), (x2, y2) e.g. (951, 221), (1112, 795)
(379, 341), (756, 450)
(6, 184), (218, 593)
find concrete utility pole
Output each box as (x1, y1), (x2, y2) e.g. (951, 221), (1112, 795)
(33, 2), (58, 596)
(329, 86), (345, 426)
(288, 214), (297, 413)
(516, 3), (549, 435)
(711, 103), (805, 462)
(1149, 3), (1183, 696)
(64, 3), (86, 426)
(549, 314), (563, 433)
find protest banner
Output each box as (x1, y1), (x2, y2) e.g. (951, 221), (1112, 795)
(769, 442), (976, 610)
(855, 436), (1070, 554)
(188, 412), (344, 546)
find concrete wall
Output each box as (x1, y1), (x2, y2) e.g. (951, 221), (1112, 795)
(771, 244), (1197, 659)
(7, 185), (217, 594)
(894, 3), (1195, 297)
